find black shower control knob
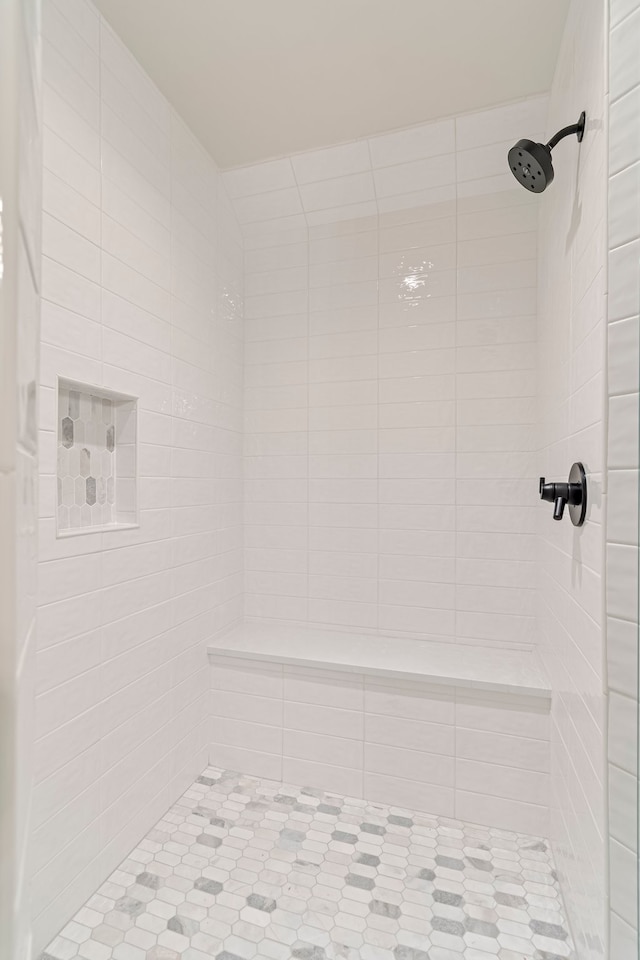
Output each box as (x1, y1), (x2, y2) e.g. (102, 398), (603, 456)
(539, 478), (569, 504)
(538, 463), (587, 527)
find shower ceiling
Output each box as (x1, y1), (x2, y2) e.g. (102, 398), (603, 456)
(94, 0), (570, 169)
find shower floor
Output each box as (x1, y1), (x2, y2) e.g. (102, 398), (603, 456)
(41, 767), (572, 960)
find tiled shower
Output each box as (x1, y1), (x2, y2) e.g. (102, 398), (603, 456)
(1, 0), (639, 959)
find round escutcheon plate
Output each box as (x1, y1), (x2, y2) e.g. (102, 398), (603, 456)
(569, 461), (587, 527)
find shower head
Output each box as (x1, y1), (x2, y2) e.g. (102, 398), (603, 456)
(507, 111), (586, 193)
(508, 139), (554, 193)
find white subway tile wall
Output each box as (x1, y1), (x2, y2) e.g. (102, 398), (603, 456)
(34, 0), (243, 951)
(537, 1), (608, 957)
(231, 96), (547, 649)
(210, 658), (551, 838)
(608, 1), (640, 957)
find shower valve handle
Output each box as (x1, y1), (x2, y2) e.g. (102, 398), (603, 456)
(539, 463), (587, 527)
(539, 478), (570, 521)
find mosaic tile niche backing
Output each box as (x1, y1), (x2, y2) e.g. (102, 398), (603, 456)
(57, 380), (137, 533)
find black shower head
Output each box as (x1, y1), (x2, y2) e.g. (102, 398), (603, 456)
(508, 139), (554, 193)
(507, 111), (586, 193)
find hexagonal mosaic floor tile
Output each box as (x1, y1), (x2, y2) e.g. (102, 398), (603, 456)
(40, 767), (574, 960)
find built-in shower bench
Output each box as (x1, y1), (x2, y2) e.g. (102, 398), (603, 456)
(208, 619), (550, 699)
(207, 620), (551, 836)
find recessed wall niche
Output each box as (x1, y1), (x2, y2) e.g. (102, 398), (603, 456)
(56, 379), (138, 535)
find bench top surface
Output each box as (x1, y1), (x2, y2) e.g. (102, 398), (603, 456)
(207, 620), (551, 699)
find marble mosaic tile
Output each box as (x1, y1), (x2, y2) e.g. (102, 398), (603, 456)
(40, 766), (573, 960)
(56, 381), (137, 533)
(57, 386), (116, 530)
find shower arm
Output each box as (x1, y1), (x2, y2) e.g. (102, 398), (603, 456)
(546, 112), (586, 150)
